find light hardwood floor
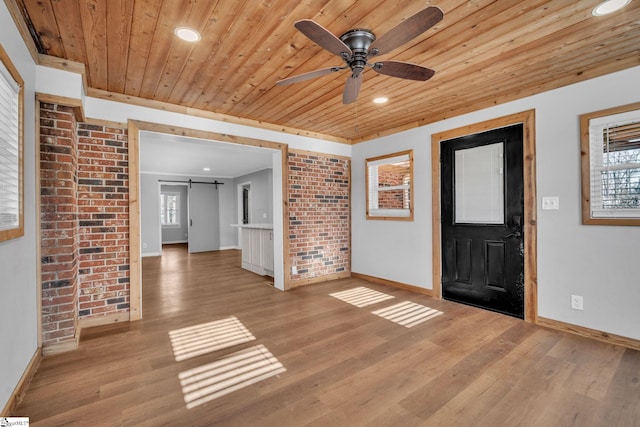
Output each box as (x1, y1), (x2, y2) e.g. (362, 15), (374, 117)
(15, 245), (640, 426)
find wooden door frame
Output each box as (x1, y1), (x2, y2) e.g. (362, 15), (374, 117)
(128, 120), (289, 320)
(431, 110), (537, 322)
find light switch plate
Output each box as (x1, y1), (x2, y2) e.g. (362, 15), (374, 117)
(542, 196), (559, 210)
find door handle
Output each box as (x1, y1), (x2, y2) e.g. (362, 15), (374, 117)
(505, 215), (522, 238)
(190, 219), (193, 227)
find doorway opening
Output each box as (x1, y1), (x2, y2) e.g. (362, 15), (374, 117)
(242, 184), (250, 224)
(431, 110), (538, 321)
(158, 182), (189, 254)
(128, 120), (289, 320)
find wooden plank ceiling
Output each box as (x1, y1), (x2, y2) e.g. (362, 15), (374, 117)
(15, 0), (640, 143)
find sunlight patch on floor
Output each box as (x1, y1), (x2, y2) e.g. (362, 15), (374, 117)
(169, 316), (256, 362)
(372, 301), (443, 328)
(179, 344), (286, 409)
(329, 286), (395, 307)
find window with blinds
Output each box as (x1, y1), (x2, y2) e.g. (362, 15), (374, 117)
(581, 103), (640, 225)
(160, 193), (180, 226)
(366, 150), (413, 220)
(0, 45), (23, 242)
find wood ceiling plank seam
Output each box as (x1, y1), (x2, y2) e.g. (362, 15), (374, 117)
(169, 0), (264, 107)
(106, 0), (135, 94)
(17, 0), (65, 57)
(183, 0), (266, 110)
(175, 0), (251, 107)
(196, 1), (292, 112)
(124, 0), (163, 97)
(136, 0), (193, 99)
(122, 0), (163, 97)
(78, 0), (109, 91)
(226, 3), (382, 121)
(241, 0), (478, 124)
(152, 0), (222, 102)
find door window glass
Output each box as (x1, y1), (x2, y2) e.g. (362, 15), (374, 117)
(454, 142), (504, 224)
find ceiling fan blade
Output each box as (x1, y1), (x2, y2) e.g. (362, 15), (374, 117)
(276, 67), (342, 85)
(370, 6), (444, 56)
(343, 73), (363, 104)
(295, 19), (352, 58)
(373, 61), (435, 81)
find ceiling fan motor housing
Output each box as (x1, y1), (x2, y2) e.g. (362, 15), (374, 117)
(339, 29), (376, 76)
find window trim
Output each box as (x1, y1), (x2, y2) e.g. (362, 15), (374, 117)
(580, 101), (640, 226)
(365, 150), (414, 221)
(0, 44), (24, 242)
(160, 192), (181, 227)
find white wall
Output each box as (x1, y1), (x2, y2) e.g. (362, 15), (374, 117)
(0, 1), (39, 411)
(140, 174), (234, 255)
(352, 65), (640, 341)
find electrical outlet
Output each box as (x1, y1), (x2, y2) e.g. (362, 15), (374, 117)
(571, 294), (584, 311)
(143, 242), (147, 249)
(542, 196), (560, 210)
(291, 265), (297, 275)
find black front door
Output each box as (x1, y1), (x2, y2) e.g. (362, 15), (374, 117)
(441, 124), (525, 318)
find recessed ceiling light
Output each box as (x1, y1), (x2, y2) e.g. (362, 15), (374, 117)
(203, 167), (210, 171)
(373, 97), (389, 104)
(592, 0), (631, 16)
(175, 27), (201, 42)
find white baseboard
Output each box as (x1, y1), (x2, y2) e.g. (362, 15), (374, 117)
(141, 251), (161, 257)
(162, 240), (187, 244)
(220, 246), (240, 250)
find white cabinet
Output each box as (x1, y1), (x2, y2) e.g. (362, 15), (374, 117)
(240, 227), (274, 276)
(261, 230), (274, 272)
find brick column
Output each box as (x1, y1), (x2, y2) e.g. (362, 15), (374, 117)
(39, 103), (79, 345)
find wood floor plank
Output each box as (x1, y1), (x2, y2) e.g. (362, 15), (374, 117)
(13, 245), (640, 426)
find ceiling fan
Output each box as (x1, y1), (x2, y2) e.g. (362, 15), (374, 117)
(276, 6), (444, 104)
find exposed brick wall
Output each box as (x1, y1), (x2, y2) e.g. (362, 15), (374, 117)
(39, 102), (129, 347)
(288, 150), (350, 282)
(40, 103), (79, 344)
(377, 168), (409, 209)
(77, 124), (130, 317)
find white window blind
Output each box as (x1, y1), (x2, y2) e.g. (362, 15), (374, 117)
(589, 110), (640, 219)
(0, 58), (20, 231)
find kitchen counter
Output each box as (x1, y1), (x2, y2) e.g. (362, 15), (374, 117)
(231, 223), (273, 229)
(234, 225), (274, 275)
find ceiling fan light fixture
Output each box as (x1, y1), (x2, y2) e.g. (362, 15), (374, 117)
(175, 27), (201, 42)
(373, 97), (389, 104)
(592, 0), (631, 16)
